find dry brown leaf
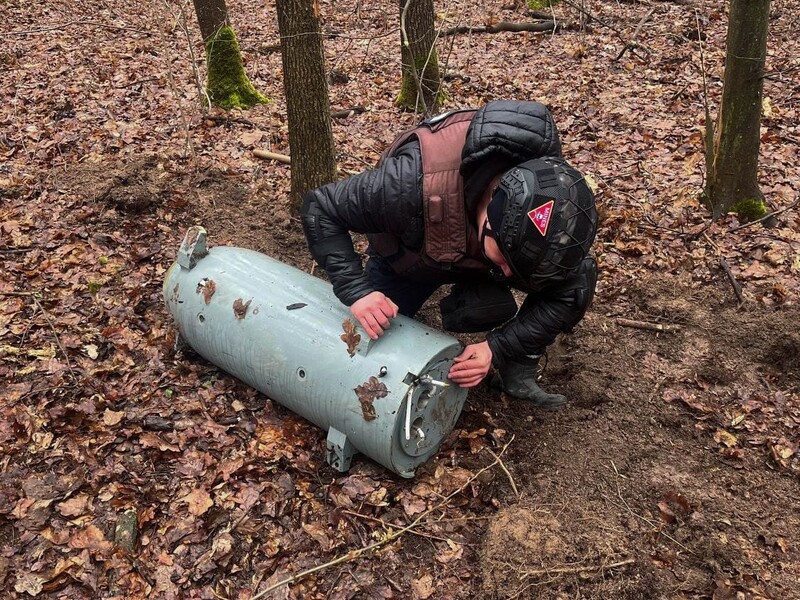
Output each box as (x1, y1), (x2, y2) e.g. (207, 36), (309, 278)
(57, 494), (90, 518)
(714, 429), (738, 448)
(435, 540), (463, 564)
(411, 573), (434, 599)
(340, 318), (361, 357)
(139, 432), (180, 452)
(182, 487), (214, 516)
(354, 376), (387, 421)
(302, 522), (331, 550)
(69, 524), (113, 553)
(102, 408), (125, 426)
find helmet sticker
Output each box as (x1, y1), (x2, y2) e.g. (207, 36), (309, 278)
(527, 200), (555, 236)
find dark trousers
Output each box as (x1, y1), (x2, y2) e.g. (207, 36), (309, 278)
(365, 253), (445, 317)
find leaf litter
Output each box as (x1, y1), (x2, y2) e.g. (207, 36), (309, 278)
(1, 0), (799, 598)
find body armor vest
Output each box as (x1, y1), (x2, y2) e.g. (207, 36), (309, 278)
(369, 110), (488, 275)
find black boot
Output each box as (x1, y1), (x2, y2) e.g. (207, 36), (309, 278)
(490, 355), (566, 409)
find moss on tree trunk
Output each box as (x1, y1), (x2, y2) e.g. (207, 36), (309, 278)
(705, 0), (770, 221)
(206, 26), (268, 110)
(397, 51), (444, 114)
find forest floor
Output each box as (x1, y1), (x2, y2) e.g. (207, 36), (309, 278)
(2, 0), (800, 598)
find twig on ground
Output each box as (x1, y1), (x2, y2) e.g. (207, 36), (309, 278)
(204, 114), (256, 128)
(1, 20), (152, 36)
(608, 461), (695, 555)
(250, 436), (515, 599)
(341, 511), (457, 544)
(617, 318), (681, 333)
(485, 447), (520, 499)
(27, 293), (80, 385)
(560, 0), (623, 40)
(615, 6), (657, 61)
(520, 557), (635, 579)
(115, 77), (159, 89)
(718, 258), (744, 304)
(648, 375), (669, 403)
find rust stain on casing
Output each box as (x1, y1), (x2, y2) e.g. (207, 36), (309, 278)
(233, 298), (252, 319)
(196, 278), (216, 305)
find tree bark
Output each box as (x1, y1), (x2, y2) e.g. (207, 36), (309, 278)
(397, 0), (442, 115)
(275, 0), (337, 212)
(705, 0), (771, 220)
(192, 0), (229, 42)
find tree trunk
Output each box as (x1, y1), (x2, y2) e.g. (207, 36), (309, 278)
(192, 0), (268, 110)
(705, 0), (770, 220)
(275, 0), (337, 213)
(397, 0), (442, 115)
(192, 0), (229, 43)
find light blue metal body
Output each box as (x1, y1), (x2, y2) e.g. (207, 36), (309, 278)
(163, 228), (468, 477)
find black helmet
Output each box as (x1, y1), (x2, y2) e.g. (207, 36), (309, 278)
(486, 157), (597, 287)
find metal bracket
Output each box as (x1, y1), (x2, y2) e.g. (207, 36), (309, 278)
(326, 427), (355, 472)
(177, 226), (208, 270)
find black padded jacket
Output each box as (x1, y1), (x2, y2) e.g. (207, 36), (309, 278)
(301, 100), (597, 368)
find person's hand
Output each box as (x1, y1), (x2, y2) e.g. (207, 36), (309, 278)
(448, 341), (493, 388)
(350, 292), (399, 340)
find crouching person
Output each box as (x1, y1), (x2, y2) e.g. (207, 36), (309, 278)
(301, 100), (598, 409)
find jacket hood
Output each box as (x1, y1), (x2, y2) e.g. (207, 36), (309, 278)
(460, 100), (563, 215)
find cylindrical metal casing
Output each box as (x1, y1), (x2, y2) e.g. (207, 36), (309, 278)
(163, 228), (468, 477)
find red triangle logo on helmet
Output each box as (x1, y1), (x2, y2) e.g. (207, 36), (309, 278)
(527, 200), (554, 236)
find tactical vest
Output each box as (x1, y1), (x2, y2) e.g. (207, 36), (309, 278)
(369, 110), (488, 275)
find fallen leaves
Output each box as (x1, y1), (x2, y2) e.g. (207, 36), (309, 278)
(56, 494), (91, 518)
(182, 488), (214, 516)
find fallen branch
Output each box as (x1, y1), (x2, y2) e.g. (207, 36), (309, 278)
(341, 510), (455, 543)
(718, 258), (744, 304)
(253, 149), (291, 164)
(617, 318), (681, 333)
(1, 19), (152, 37)
(441, 20), (561, 36)
(203, 114), (255, 128)
(485, 447), (519, 499)
(520, 557), (635, 579)
(26, 293), (80, 385)
(250, 436), (515, 599)
(615, 6), (657, 61)
(331, 106), (366, 119)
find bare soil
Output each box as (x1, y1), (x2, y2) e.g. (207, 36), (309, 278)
(2, 0), (799, 598)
